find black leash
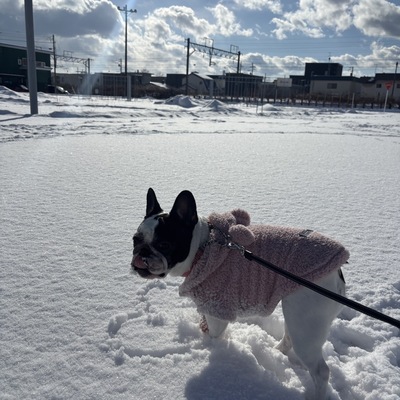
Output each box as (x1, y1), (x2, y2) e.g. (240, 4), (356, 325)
(243, 249), (400, 330)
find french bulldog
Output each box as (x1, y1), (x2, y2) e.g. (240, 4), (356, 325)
(131, 188), (348, 400)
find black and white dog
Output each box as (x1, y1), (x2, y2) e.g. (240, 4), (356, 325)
(131, 188), (348, 400)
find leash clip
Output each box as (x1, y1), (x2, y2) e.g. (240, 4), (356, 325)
(226, 239), (246, 256)
(209, 224), (246, 256)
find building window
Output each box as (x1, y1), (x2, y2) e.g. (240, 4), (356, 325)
(376, 83), (382, 88)
(327, 83), (337, 89)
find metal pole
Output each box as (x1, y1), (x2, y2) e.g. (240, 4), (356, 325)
(52, 35), (57, 88)
(186, 38), (190, 96)
(24, 0), (38, 114)
(237, 51), (241, 74)
(124, 7), (128, 75)
(118, 5), (137, 100)
(391, 61), (398, 98)
(384, 89), (389, 112)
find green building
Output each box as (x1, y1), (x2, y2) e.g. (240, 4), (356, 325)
(0, 42), (52, 92)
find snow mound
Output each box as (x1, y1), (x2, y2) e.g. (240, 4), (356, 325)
(202, 99), (242, 113)
(0, 85), (18, 95)
(0, 85), (29, 102)
(164, 95), (199, 108)
(203, 99), (227, 111)
(49, 110), (114, 119)
(0, 109), (18, 116)
(262, 104), (280, 112)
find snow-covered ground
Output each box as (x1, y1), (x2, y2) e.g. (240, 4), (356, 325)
(1, 87), (399, 400)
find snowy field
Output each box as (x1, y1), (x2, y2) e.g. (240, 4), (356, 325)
(1, 87), (399, 400)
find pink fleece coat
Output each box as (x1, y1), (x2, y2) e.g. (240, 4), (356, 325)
(179, 209), (349, 321)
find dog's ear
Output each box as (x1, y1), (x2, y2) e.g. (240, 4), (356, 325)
(170, 190), (198, 227)
(145, 188), (163, 218)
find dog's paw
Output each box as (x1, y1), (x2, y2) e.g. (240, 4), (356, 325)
(199, 315), (209, 334)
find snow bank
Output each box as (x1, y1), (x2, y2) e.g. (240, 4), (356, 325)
(0, 85), (29, 103)
(164, 95), (200, 108)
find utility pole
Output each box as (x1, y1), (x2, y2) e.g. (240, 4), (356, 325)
(24, 0), (38, 114)
(391, 61), (398, 98)
(52, 35), (57, 86)
(118, 5), (136, 99)
(185, 38), (241, 95)
(186, 38), (190, 96)
(249, 63), (256, 75)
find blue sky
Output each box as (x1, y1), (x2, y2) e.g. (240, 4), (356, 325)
(1, 0), (399, 79)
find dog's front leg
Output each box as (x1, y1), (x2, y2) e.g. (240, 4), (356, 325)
(200, 314), (229, 338)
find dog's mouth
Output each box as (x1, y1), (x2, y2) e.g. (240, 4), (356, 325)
(131, 254), (167, 279)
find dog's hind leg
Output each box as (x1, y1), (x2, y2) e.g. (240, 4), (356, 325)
(281, 271), (345, 400)
(275, 323), (292, 355)
(202, 314), (229, 338)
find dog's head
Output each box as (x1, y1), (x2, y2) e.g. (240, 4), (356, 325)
(131, 188), (198, 279)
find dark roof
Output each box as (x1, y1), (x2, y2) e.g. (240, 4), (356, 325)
(359, 74), (398, 83)
(0, 42), (52, 55)
(311, 76), (359, 82)
(375, 73), (398, 80)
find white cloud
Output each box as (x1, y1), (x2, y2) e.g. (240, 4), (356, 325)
(233, 0), (283, 13)
(353, 0), (400, 39)
(363, 41), (400, 69)
(271, 16), (325, 39)
(208, 4), (253, 37)
(241, 51), (317, 77)
(0, 0), (121, 39)
(35, 0), (120, 38)
(271, 0), (355, 39)
(151, 6), (214, 39)
(271, 0), (400, 41)
(127, 6), (219, 74)
(34, 0), (91, 12)
(322, 41), (399, 76)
